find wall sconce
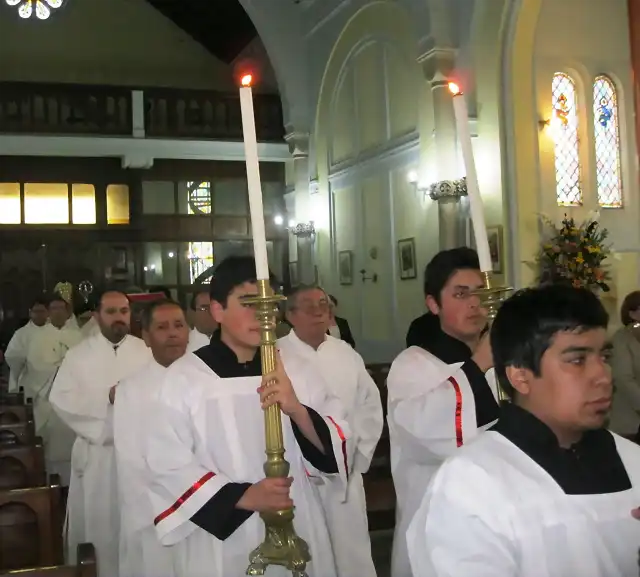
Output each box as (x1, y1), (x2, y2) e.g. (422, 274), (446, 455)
(407, 170), (419, 184)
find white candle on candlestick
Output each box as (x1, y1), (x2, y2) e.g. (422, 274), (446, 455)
(449, 82), (492, 273)
(239, 74), (270, 280)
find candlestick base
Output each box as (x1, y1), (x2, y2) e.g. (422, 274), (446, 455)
(474, 271), (512, 402)
(242, 280), (311, 577)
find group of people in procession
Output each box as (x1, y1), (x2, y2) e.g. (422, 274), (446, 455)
(3, 244), (640, 577)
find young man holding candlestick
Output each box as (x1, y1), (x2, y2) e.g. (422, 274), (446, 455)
(387, 247), (500, 577)
(407, 284), (640, 577)
(144, 256), (350, 577)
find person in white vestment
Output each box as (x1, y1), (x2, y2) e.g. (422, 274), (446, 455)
(279, 284), (383, 577)
(145, 256), (351, 577)
(408, 284), (640, 577)
(114, 299), (189, 577)
(187, 289), (216, 352)
(387, 248), (500, 577)
(50, 289), (153, 577)
(24, 294), (82, 484)
(5, 297), (49, 391)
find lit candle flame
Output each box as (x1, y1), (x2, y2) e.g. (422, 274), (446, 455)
(448, 82), (461, 96)
(241, 74), (253, 87)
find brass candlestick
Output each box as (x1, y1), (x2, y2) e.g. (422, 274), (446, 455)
(473, 271), (512, 402)
(243, 279), (311, 577)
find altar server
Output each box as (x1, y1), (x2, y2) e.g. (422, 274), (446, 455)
(279, 284), (382, 577)
(50, 289), (152, 577)
(387, 248), (499, 577)
(24, 294), (82, 483)
(187, 289), (216, 352)
(5, 297), (49, 391)
(145, 256), (350, 577)
(114, 299), (189, 577)
(408, 284), (640, 577)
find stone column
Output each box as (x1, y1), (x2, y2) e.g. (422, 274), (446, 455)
(291, 222), (316, 285)
(284, 131), (310, 221)
(428, 178), (468, 249)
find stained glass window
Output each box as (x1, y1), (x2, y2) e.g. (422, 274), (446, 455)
(187, 241), (214, 284)
(593, 76), (623, 208)
(552, 73), (582, 206)
(186, 181), (212, 215)
(5, 0), (64, 20)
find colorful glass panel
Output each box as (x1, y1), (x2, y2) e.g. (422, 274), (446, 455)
(593, 75), (623, 208)
(186, 181), (212, 215)
(187, 242), (214, 284)
(5, 0), (64, 18)
(552, 73), (582, 206)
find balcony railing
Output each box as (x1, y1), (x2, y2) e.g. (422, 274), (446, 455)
(0, 82), (284, 142)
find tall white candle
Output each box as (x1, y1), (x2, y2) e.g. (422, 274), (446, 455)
(239, 74), (270, 280)
(449, 82), (492, 273)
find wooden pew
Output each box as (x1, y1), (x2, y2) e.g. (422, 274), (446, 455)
(0, 475), (64, 570)
(0, 422), (35, 447)
(364, 363), (394, 531)
(0, 439), (46, 490)
(0, 389), (25, 406)
(0, 400), (34, 425)
(0, 544), (96, 577)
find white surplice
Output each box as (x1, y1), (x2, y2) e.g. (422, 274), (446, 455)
(50, 333), (152, 577)
(80, 316), (100, 340)
(114, 360), (175, 577)
(186, 328), (210, 353)
(23, 323), (82, 484)
(387, 346), (499, 577)
(407, 431), (640, 577)
(5, 321), (46, 391)
(145, 351), (351, 577)
(278, 331), (383, 577)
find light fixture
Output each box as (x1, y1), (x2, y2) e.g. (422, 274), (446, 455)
(143, 266), (149, 272)
(407, 170), (418, 184)
(6, 0), (65, 20)
(274, 214), (284, 226)
(168, 251), (175, 258)
(288, 219), (296, 228)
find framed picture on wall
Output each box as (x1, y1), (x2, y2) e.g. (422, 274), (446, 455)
(338, 250), (353, 285)
(398, 238), (417, 280)
(289, 261), (298, 288)
(487, 226), (504, 274)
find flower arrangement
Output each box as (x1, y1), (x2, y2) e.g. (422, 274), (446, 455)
(536, 213), (612, 292)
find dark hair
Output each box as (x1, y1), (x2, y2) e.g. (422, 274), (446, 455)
(209, 255), (277, 307)
(48, 293), (68, 308)
(31, 297), (49, 309)
(190, 289), (210, 311)
(620, 291), (640, 326)
(491, 284), (608, 399)
(286, 285), (327, 312)
(140, 299), (184, 332)
(423, 247), (480, 303)
(329, 294), (338, 307)
(95, 288), (130, 310)
(148, 285), (172, 299)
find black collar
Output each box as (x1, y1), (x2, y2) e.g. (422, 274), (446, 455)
(493, 404), (631, 494)
(416, 316), (473, 364)
(194, 330), (262, 378)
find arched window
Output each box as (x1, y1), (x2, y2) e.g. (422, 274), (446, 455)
(593, 75), (623, 207)
(552, 73), (582, 206)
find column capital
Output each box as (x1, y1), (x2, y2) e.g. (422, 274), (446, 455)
(417, 47), (457, 84)
(290, 221), (316, 238)
(428, 177), (468, 201)
(284, 131), (310, 158)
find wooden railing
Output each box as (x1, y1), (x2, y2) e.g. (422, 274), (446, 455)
(0, 82), (284, 142)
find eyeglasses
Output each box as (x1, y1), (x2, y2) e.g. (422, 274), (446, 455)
(296, 302), (330, 315)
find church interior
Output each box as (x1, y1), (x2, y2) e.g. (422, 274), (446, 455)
(1, 0), (640, 575)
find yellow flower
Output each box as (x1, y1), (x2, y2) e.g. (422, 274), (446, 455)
(576, 253), (584, 264)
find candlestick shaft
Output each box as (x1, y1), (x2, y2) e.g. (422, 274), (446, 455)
(243, 280), (310, 577)
(239, 86), (270, 280)
(451, 94), (492, 273)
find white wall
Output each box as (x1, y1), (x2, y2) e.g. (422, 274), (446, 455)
(0, 0), (234, 89)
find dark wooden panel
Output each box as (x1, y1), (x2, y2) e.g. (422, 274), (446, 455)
(213, 216), (249, 238)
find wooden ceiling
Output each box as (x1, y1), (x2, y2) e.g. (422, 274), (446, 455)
(144, 0), (258, 64)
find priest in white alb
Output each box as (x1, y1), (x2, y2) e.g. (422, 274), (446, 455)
(408, 284), (640, 577)
(5, 297), (49, 391)
(387, 248), (500, 577)
(23, 294), (82, 484)
(114, 298), (189, 577)
(278, 284), (383, 577)
(145, 256), (350, 577)
(50, 289), (152, 577)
